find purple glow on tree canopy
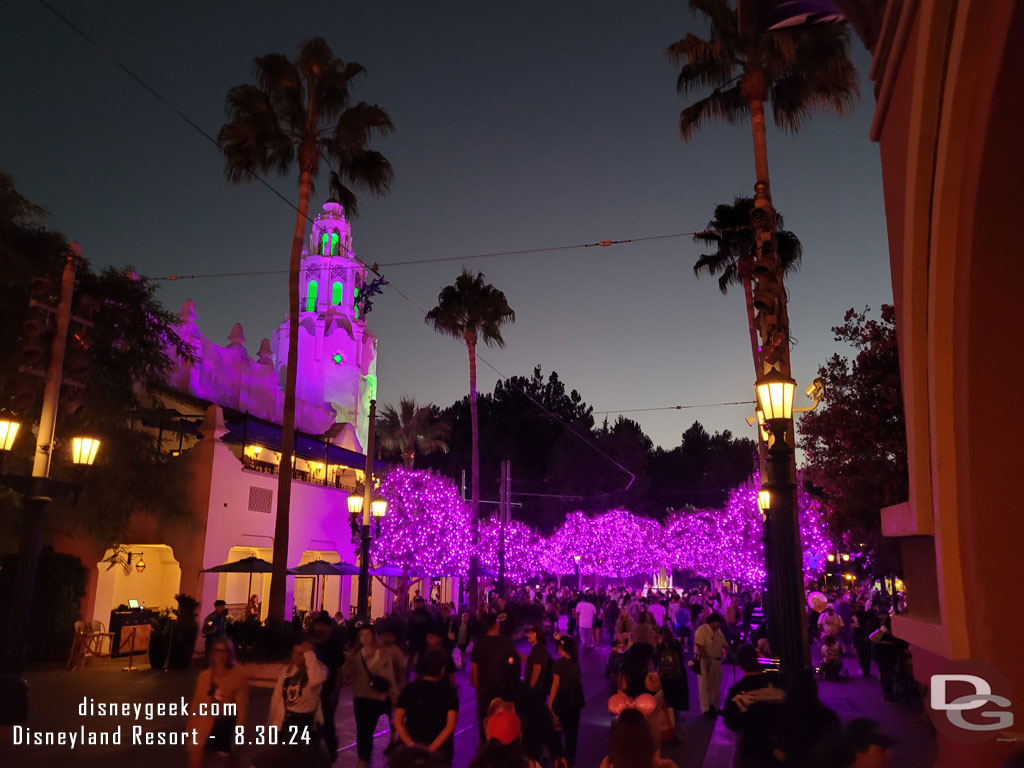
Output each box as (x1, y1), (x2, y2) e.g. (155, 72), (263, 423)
(661, 474), (832, 585)
(372, 468), (472, 576)
(478, 517), (543, 582)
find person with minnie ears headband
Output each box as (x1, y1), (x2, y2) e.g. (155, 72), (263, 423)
(602, 694), (680, 768)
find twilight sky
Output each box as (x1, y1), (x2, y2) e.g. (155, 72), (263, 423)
(1, 1), (892, 454)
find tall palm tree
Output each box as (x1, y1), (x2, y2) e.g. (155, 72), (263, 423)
(377, 398), (451, 469)
(219, 38), (393, 621)
(426, 270), (515, 610)
(668, 0), (858, 193)
(693, 197), (802, 376)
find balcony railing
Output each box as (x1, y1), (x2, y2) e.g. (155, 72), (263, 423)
(241, 455), (356, 490)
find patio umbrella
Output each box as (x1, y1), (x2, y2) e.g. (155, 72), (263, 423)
(288, 559), (360, 612)
(288, 559), (361, 576)
(202, 555), (273, 602)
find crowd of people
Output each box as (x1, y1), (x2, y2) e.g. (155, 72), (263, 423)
(188, 581), (910, 768)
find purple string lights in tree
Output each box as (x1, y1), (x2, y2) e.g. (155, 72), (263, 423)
(372, 468), (473, 576)
(542, 510), (664, 579)
(478, 517), (543, 583)
(661, 474), (831, 585)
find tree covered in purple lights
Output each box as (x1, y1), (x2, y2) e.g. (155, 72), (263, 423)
(542, 509), (663, 579)
(372, 468), (472, 605)
(661, 475), (831, 584)
(478, 517), (543, 583)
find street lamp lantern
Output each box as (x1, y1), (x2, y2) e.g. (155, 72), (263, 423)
(371, 498), (388, 518)
(757, 488), (771, 518)
(347, 491), (364, 515)
(827, 553), (836, 562)
(0, 419), (20, 451)
(70, 436), (100, 466)
(573, 555), (581, 563)
(755, 368), (796, 422)
(841, 553), (850, 562)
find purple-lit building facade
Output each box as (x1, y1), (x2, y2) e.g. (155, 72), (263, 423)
(55, 200), (400, 631)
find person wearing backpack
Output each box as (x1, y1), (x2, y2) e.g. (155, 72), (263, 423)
(655, 627), (688, 730)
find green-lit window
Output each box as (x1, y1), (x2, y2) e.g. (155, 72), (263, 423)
(353, 287), (359, 319)
(306, 280), (318, 312)
(320, 232), (340, 256)
(331, 282), (343, 306)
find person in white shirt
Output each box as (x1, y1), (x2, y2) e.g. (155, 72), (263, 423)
(694, 613), (731, 717)
(575, 597), (598, 650)
(818, 605), (844, 640)
(648, 600), (667, 629)
(268, 640), (329, 740)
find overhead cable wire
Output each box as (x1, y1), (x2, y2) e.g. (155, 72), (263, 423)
(34, 0), (714, 494)
(593, 400), (755, 415)
(148, 225), (751, 281)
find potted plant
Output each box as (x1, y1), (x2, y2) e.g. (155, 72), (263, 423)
(148, 609), (174, 669)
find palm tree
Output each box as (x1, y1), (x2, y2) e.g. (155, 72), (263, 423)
(377, 398), (451, 469)
(668, 0), (858, 192)
(218, 38), (393, 621)
(426, 270), (515, 610)
(693, 197), (802, 376)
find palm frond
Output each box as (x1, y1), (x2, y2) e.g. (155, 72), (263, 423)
(678, 84), (746, 141)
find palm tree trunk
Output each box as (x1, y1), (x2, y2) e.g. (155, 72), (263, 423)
(466, 337), (480, 612)
(402, 450), (414, 470)
(740, 265), (761, 379)
(748, 97), (771, 193)
(268, 161), (314, 622)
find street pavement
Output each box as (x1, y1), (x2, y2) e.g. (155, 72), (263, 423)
(0, 638), (937, 768)
(0, 637), (715, 768)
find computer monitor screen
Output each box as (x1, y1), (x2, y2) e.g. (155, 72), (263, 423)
(128, 599), (140, 609)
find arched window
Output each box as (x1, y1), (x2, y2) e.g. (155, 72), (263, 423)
(305, 280), (318, 312)
(331, 281), (343, 306)
(353, 286), (359, 319)
(320, 231), (340, 256)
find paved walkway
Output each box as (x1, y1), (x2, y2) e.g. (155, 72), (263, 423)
(0, 643), (938, 768)
(0, 640), (719, 768)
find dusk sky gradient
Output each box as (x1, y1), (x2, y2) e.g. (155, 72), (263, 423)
(1, 1), (892, 456)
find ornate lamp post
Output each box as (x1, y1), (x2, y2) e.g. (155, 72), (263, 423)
(348, 432), (387, 624)
(755, 367), (808, 672)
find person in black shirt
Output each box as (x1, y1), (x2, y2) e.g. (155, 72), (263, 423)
(524, 626), (551, 692)
(471, 615), (521, 743)
(548, 636), (584, 768)
(418, 624), (457, 686)
(774, 669), (843, 768)
(408, 596), (433, 669)
(852, 601), (878, 677)
(395, 651), (459, 765)
(723, 644), (786, 768)
(309, 615), (346, 763)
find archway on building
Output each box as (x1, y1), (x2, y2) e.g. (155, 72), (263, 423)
(293, 549), (351, 619)
(217, 545), (273, 621)
(92, 544), (181, 627)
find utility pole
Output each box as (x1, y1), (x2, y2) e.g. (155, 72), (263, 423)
(356, 398), (377, 621)
(497, 460), (511, 597)
(5, 250), (77, 674)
